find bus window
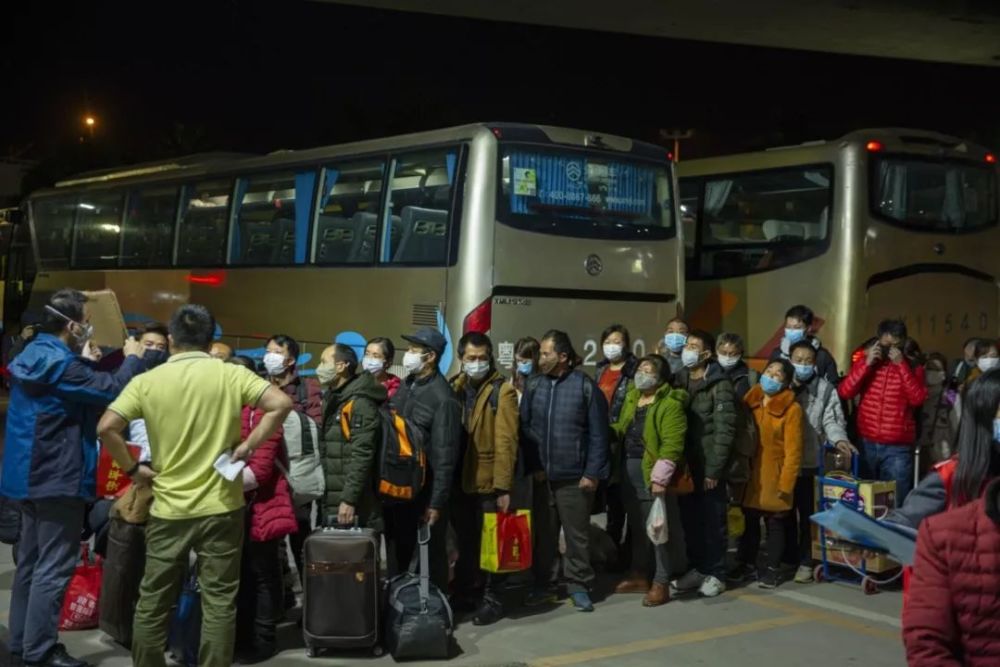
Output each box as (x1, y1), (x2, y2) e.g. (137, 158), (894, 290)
(122, 187), (178, 267)
(32, 197), (76, 271)
(176, 180), (231, 267)
(381, 150), (457, 265)
(872, 156), (998, 232)
(696, 166), (832, 278)
(679, 179), (700, 263)
(232, 170), (316, 266)
(73, 192), (124, 269)
(313, 160), (386, 265)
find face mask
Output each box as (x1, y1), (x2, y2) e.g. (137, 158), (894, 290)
(793, 363), (816, 382)
(315, 362), (338, 386)
(403, 351), (427, 375)
(603, 343), (623, 361)
(634, 372), (658, 391)
(143, 348), (169, 369)
(926, 370), (946, 386)
(994, 418), (1000, 443)
(664, 333), (687, 354)
(978, 357), (1000, 373)
(516, 361), (534, 376)
(45, 305), (93, 347)
(717, 354), (740, 369)
(784, 328), (806, 345)
(464, 360), (490, 380)
(263, 352), (288, 377)
(362, 356), (384, 374)
(681, 348), (701, 368)
(760, 374), (783, 395)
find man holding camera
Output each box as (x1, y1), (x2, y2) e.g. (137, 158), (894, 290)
(838, 319), (928, 506)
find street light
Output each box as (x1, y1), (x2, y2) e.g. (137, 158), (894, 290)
(84, 115), (96, 139)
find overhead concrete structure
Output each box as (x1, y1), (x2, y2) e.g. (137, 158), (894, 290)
(324, 0), (1000, 67)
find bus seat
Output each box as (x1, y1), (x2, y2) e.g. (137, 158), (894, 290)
(349, 212), (381, 263)
(179, 210), (226, 265)
(395, 206), (448, 264)
(315, 214), (359, 263)
(239, 219), (277, 264)
(762, 219), (805, 240)
(272, 217), (296, 264)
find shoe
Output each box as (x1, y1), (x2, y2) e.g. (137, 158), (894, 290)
(569, 591), (595, 612)
(794, 565), (815, 584)
(642, 582), (670, 607)
(614, 573), (651, 594)
(758, 567), (782, 590)
(524, 586), (559, 607)
(235, 648), (277, 665)
(472, 600), (505, 626)
(726, 563), (757, 584)
(669, 568), (705, 594)
(25, 645), (90, 667)
(699, 575), (726, 598)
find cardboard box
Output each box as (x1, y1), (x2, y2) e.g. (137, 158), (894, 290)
(812, 538), (899, 575)
(82, 289), (127, 348)
(817, 475), (896, 518)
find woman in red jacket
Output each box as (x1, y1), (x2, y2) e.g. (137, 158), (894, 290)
(838, 319), (927, 506)
(235, 404), (299, 663)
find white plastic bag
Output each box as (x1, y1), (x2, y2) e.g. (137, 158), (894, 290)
(646, 496), (668, 545)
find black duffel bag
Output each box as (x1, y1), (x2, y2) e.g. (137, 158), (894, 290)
(384, 523), (453, 660)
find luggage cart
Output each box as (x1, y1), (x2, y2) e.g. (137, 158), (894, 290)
(814, 444), (902, 595)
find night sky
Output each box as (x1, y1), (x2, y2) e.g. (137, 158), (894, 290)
(4, 0), (999, 194)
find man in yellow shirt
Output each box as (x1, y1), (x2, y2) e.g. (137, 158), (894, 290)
(98, 305), (292, 667)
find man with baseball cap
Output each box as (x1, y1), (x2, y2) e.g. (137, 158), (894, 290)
(384, 327), (463, 591)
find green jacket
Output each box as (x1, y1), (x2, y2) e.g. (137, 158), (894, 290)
(612, 383), (689, 487)
(319, 372), (387, 530)
(673, 363), (738, 480)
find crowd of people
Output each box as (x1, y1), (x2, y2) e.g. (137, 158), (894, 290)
(2, 291), (1000, 666)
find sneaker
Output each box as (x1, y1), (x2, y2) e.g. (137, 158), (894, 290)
(472, 599), (504, 626)
(794, 565), (815, 584)
(669, 568), (705, 594)
(569, 591), (595, 612)
(524, 586), (559, 607)
(698, 575), (726, 598)
(758, 567), (782, 590)
(727, 563), (757, 584)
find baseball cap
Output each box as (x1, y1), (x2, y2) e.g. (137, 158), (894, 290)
(401, 327), (447, 358)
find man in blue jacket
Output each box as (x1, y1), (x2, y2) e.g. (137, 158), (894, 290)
(520, 330), (610, 612)
(1, 289), (144, 667)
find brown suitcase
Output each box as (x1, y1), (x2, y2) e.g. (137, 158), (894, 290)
(302, 526), (381, 657)
(99, 519), (146, 647)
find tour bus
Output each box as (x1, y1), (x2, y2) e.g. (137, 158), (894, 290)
(678, 128), (999, 370)
(8, 123), (683, 374)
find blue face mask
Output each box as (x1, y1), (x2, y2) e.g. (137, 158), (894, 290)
(793, 363), (816, 382)
(785, 328), (806, 345)
(760, 374), (783, 395)
(664, 333), (687, 353)
(994, 418), (1000, 443)
(516, 361), (534, 376)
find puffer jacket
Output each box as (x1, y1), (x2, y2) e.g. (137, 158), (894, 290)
(838, 357), (928, 445)
(794, 376), (849, 470)
(673, 363), (737, 481)
(742, 385), (804, 513)
(520, 369), (610, 483)
(1, 333), (144, 500)
(612, 383), (689, 487)
(241, 407), (297, 542)
(319, 372), (387, 529)
(723, 361), (758, 400)
(595, 355), (638, 423)
(451, 370), (519, 495)
(902, 477), (1000, 666)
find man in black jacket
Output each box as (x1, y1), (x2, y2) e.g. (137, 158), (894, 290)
(769, 304), (839, 385)
(385, 327), (463, 592)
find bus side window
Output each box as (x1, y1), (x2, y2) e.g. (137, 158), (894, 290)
(176, 180), (231, 267)
(73, 192), (124, 269)
(122, 187), (178, 268)
(32, 197), (77, 271)
(381, 150), (458, 266)
(313, 160), (386, 265)
(679, 179), (700, 262)
(231, 171), (316, 266)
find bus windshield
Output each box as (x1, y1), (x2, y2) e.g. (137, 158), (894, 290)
(498, 145), (673, 239)
(872, 156), (998, 231)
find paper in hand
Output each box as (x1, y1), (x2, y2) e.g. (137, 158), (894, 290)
(214, 452), (246, 482)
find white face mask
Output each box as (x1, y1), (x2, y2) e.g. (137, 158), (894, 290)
(315, 363), (338, 386)
(263, 352), (288, 377)
(603, 343), (623, 361)
(978, 357), (1000, 373)
(362, 356), (385, 374)
(464, 360), (490, 380)
(403, 351), (427, 375)
(717, 354), (741, 369)
(681, 349), (701, 368)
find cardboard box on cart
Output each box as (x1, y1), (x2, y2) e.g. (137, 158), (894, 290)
(811, 538), (899, 574)
(817, 477), (896, 518)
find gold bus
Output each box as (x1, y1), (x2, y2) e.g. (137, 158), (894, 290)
(678, 128), (999, 370)
(11, 123), (682, 373)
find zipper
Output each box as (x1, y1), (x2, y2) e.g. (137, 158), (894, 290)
(545, 378), (556, 474)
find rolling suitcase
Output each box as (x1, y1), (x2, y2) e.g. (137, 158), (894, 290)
(302, 525), (381, 657)
(98, 519), (146, 647)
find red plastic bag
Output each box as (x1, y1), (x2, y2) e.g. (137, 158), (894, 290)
(480, 510), (532, 573)
(96, 442), (142, 499)
(59, 543), (102, 631)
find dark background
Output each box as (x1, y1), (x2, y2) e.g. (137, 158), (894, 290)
(4, 0), (999, 193)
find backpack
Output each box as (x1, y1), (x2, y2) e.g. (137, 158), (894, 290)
(341, 401), (427, 504)
(276, 404), (325, 506)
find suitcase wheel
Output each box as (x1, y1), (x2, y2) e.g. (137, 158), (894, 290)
(373, 646), (384, 657)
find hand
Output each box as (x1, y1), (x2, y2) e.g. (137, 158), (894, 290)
(834, 440), (857, 456)
(131, 463), (157, 488)
(82, 341), (100, 361)
(651, 482), (666, 495)
(123, 336), (143, 358)
(496, 493), (511, 513)
(231, 443), (252, 463)
(337, 502), (356, 526)
(424, 508), (441, 526)
(579, 476), (598, 492)
(888, 346), (903, 364)
(705, 477), (719, 490)
(866, 343), (882, 366)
